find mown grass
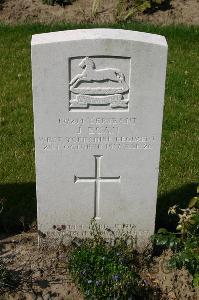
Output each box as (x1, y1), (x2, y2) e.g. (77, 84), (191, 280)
(0, 23), (198, 232)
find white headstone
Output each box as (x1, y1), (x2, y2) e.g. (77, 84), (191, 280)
(31, 29), (167, 244)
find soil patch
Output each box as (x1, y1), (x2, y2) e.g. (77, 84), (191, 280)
(0, 0), (198, 25)
(0, 232), (198, 299)
(0, 232), (83, 299)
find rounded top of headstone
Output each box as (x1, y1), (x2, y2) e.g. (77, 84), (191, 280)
(31, 28), (167, 48)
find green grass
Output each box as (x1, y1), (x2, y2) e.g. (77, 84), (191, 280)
(0, 23), (198, 232)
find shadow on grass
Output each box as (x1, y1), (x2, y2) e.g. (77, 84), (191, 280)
(0, 183), (36, 234)
(156, 182), (198, 232)
(0, 182), (197, 236)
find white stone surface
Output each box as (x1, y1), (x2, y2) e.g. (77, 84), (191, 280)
(31, 29), (167, 242)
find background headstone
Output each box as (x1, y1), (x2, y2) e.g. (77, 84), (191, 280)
(31, 29), (167, 243)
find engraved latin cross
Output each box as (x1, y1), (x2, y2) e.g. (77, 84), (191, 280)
(74, 155), (121, 219)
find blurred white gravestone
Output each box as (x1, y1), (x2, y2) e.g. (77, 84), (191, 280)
(31, 29), (167, 244)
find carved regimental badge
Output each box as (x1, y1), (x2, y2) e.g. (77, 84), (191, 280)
(69, 56), (130, 111)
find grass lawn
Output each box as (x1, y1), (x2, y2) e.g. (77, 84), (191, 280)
(0, 23), (198, 232)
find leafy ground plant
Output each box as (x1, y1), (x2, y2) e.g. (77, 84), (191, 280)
(68, 220), (156, 299)
(91, 0), (101, 18)
(152, 185), (199, 287)
(115, 0), (170, 22)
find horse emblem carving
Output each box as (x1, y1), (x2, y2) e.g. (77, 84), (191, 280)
(69, 57), (129, 109)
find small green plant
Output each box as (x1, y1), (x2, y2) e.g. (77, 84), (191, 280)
(152, 185), (199, 287)
(68, 220), (152, 299)
(115, 0), (169, 22)
(91, 0), (101, 18)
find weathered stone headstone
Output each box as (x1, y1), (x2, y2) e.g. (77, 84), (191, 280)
(31, 29), (167, 243)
